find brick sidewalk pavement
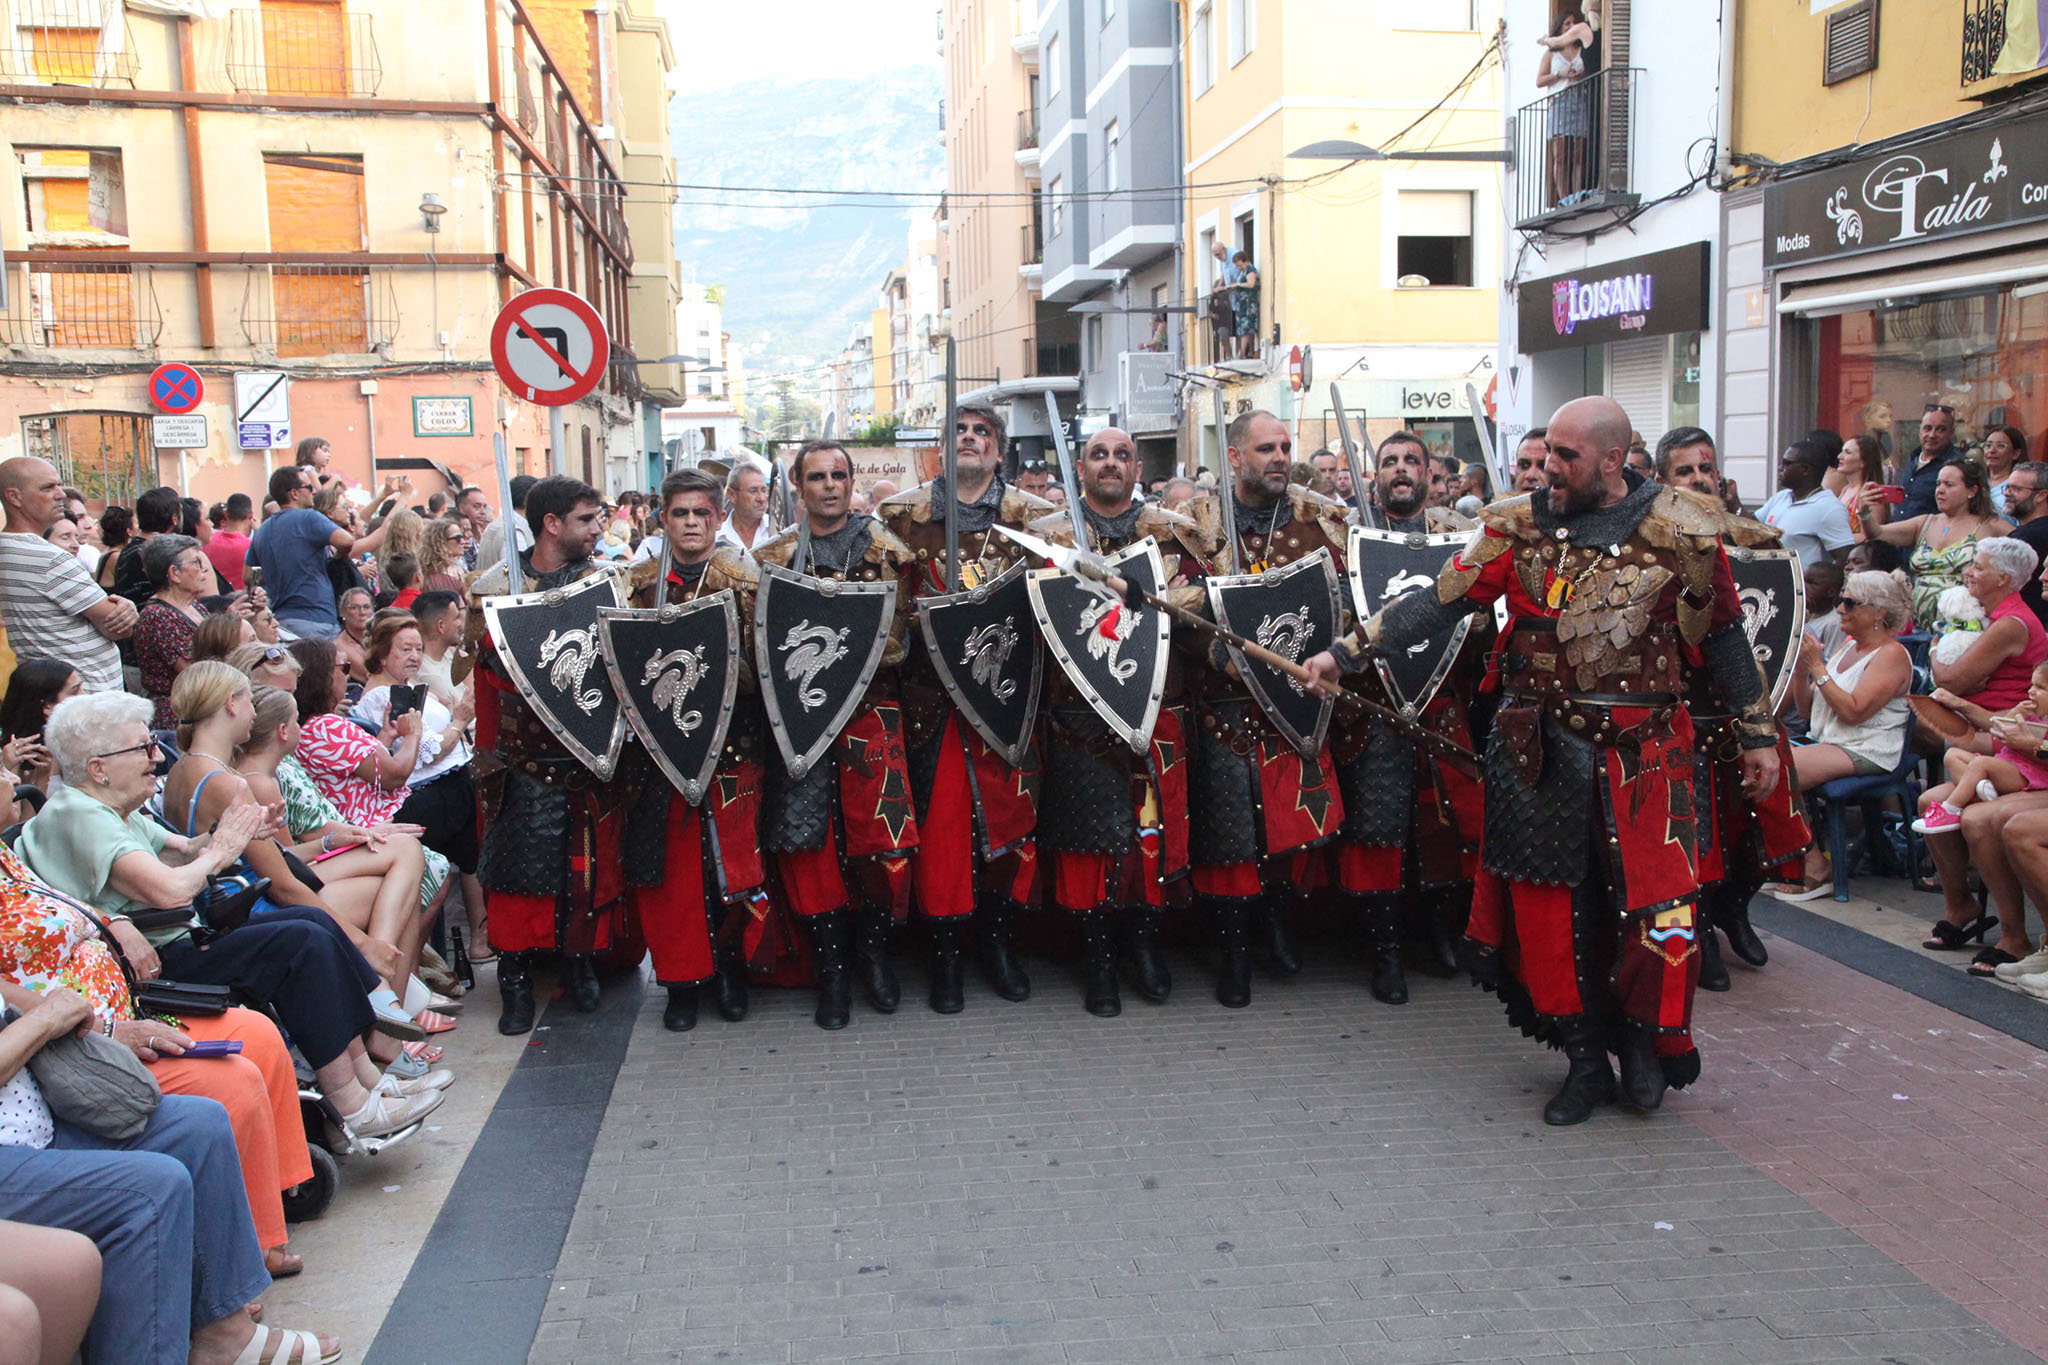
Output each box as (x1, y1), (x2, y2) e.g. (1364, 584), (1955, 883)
(1690, 929), (2048, 1358)
(528, 938), (2043, 1364)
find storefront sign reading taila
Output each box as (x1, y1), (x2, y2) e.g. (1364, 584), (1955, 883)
(1763, 110), (2048, 269)
(1515, 242), (1710, 355)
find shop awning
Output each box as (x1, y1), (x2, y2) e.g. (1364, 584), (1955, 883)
(1777, 247), (2048, 315)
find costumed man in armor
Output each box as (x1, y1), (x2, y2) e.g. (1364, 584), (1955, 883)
(756, 441), (922, 1030)
(1334, 430), (1483, 1007)
(1186, 410), (1349, 1007)
(1031, 426), (1215, 1016)
(467, 475), (629, 1035)
(1305, 397), (1783, 1125)
(1656, 428), (1807, 990)
(877, 402), (1053, 1010)
(624, 468), (767, 1031)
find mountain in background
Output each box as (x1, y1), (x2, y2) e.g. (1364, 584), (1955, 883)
(670, 67), (944, 380)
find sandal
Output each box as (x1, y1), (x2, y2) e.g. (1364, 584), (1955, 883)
(263, 1247), (303, 1278)
(1925, 914), (1997, 950)
(401, 1040), (443, 1065)
(1968, 947), (2020, 977)
(414, 1008), (458, 1035)
(228, 1322), (341, 1365)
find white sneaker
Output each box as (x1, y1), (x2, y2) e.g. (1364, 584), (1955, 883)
(1978, 779), (2001, 804)
(2015, 971), (2048, 1001)
(376, 1068), (455, 1098)
(1994, 949), (2048, 982)
(342, 1088), (444, 1137)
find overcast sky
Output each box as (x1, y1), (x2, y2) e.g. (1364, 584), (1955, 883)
(657, 0), (938, 90)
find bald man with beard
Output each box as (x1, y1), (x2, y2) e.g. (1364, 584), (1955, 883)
(1307, 397), (1782, 1127)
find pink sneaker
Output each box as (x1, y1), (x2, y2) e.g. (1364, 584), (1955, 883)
(1913, 804), (1963, 834)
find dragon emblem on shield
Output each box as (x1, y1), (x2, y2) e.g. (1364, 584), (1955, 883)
(1256, 608), (1312, 694)
(781, 620), (851, 710)
(538, 626), (605, 715)
(1079, 596), (1140, 683)
(640, 643), (709, 735)
(1739, 586), (1777, 667)
(960, 618), (1021, 702)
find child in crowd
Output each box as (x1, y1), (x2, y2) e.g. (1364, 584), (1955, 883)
(1915, 659), (2048, 833)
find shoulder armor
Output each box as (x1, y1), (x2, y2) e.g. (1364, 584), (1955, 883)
(1425, 505), (1476, 533)
(1724, 513), (1782, 549)
(877, 483), (933, 525)
(866, 518), (915, 567)
(705, 545), (759, 591)
(1654, 486), (1732, 540)
(627, 557), (660, 596)
(1000, 486), (1056, 523)
(1477, 494), (1541, 542)
(1178, 493), (1224, 550)
(1027, 510), (1077, 547)
(754, 526), (799, 568)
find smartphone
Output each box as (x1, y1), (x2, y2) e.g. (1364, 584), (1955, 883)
(1878, 485), (1906, 504)
(182, 1039), (243, 1058)
(388, 684), (425, 719)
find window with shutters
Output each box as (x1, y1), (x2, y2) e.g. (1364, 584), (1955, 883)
(5, 0), (139, 87)
(1192, 3), (1213, 93)
(7, 147), (147, 350)
(1822, 0), (1879, 86)
(261, 153), (372, 357)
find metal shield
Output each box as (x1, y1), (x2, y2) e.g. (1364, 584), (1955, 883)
(1027, 539), (1172, 754)
(479, 569), (630, 779)
(1726, 546), (1807, 711)
(1208, 547), (1342, 757)
(1346, 525), (1475, 720)
(754, 561), (897, 779)
(597, 592), (740, 806)
(917, 557), (1043, 768)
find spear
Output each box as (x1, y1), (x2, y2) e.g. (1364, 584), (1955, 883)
(990, 522), (1479, 766)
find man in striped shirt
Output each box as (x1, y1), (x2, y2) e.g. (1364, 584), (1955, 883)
(0, 458), (135, 692)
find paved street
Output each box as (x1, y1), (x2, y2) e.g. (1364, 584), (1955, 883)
(491, 911), (2048, 1365)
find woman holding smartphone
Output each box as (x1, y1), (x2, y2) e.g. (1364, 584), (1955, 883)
(354, 616), (484, 950)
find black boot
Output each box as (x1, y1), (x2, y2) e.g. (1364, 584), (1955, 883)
(810, 909), (853, 1031)
(1542, 1017), (1617, 1127)
(1120, 906), (1172, 1003)
(496, 951), (535, 1036)
(1255, 897), (1302, 977)
(928, 920), (965, 1015)
(1081, 913), (1121, 1017)
(1366, 897), (1408, 1006)
(1712, 880), (1769, 967)
(712, 948), (750, 1022)
(852, 905), (900, 1013)
(976, 901), (1031, 1002)
(1696, 922), (1731, 993)
(564, 953), (601, 1013)
(1213, 899), (1253, 1009)
(1616, 1020), (1668, 1112)
(662, 984), (700, 1032)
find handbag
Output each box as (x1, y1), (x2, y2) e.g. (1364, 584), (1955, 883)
(191, 871), (269, 939)
(2, 1006), (161, 1140)
(134, 981), (232, 1017)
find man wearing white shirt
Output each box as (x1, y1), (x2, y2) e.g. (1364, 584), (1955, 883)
(1757, 442), (1854, 569)
(715, 458), (772, 556)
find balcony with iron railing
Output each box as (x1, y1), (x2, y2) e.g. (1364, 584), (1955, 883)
(224, 6), (382, 97)
(0, 261), (162, 350)
(0, 0), (138, 87)
(235, 265), (399, 356)
(1512, 66), (1640, 231)
(1963, 0), (2048, 93)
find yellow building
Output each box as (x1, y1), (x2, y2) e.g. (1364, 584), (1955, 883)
(943, 0), (1060, 388)
(1719, 1), (2048, 470)
(0, 0), (682, 508)
(1174, 0), (1503, 467)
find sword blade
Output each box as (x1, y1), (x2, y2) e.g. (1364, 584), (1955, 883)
(1042, 389), (1090, 551)
(1212, 388), (1239, 574)
(943, 337), (959, 591)
(1465, 380), (1504, 496)
(494, 432), (522, 596)
(1331, 383), (1371, 529)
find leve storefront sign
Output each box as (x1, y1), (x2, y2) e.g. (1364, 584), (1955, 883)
(1763, 110), (2048, 269)
(1515, 243), (1711, 355)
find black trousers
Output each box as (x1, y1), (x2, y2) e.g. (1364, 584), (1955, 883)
(155, 906), (377, 1070)
(398, 765), (480, 875)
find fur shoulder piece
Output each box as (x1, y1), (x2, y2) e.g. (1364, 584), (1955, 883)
(1653, 485), (1733, 540)
(704, 545), (759, 590)
(1001, 486), (1056, 522)
(626, 556), (660, 596)
(753, 526), (799, 569)
(1477, 494), (1541, 542)
(1723, 513), (1782, 549)
(466, 556), (624, 600)
(1026, 510), (1078, 547)
(1136, 500), (1215, 554)
(1178, 492), (1224, 549)
(865, 519), (915, 566)
(1426, 505), (1476, 533)
(876, 483), (933, 524)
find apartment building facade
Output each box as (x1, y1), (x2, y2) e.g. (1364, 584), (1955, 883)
(1718, 1), (2048, 499)
(0, 0), (682, 507)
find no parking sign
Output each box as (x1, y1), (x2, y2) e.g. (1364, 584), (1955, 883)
(148, 362), (204, 415)
(489, 288), (610, 406)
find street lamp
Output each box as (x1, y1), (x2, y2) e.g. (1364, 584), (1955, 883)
(1288, 139), (1511, 165)
(418, 192), (447, 233)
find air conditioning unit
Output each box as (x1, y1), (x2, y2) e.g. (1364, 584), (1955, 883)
(1121, 351), (1178, 434)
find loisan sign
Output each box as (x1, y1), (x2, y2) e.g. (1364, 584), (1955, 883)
(1514, 243), (1711, 355)
(1764, 110), (2048, 268)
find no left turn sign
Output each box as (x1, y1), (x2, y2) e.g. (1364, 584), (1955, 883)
(489, 287), (610, 406)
